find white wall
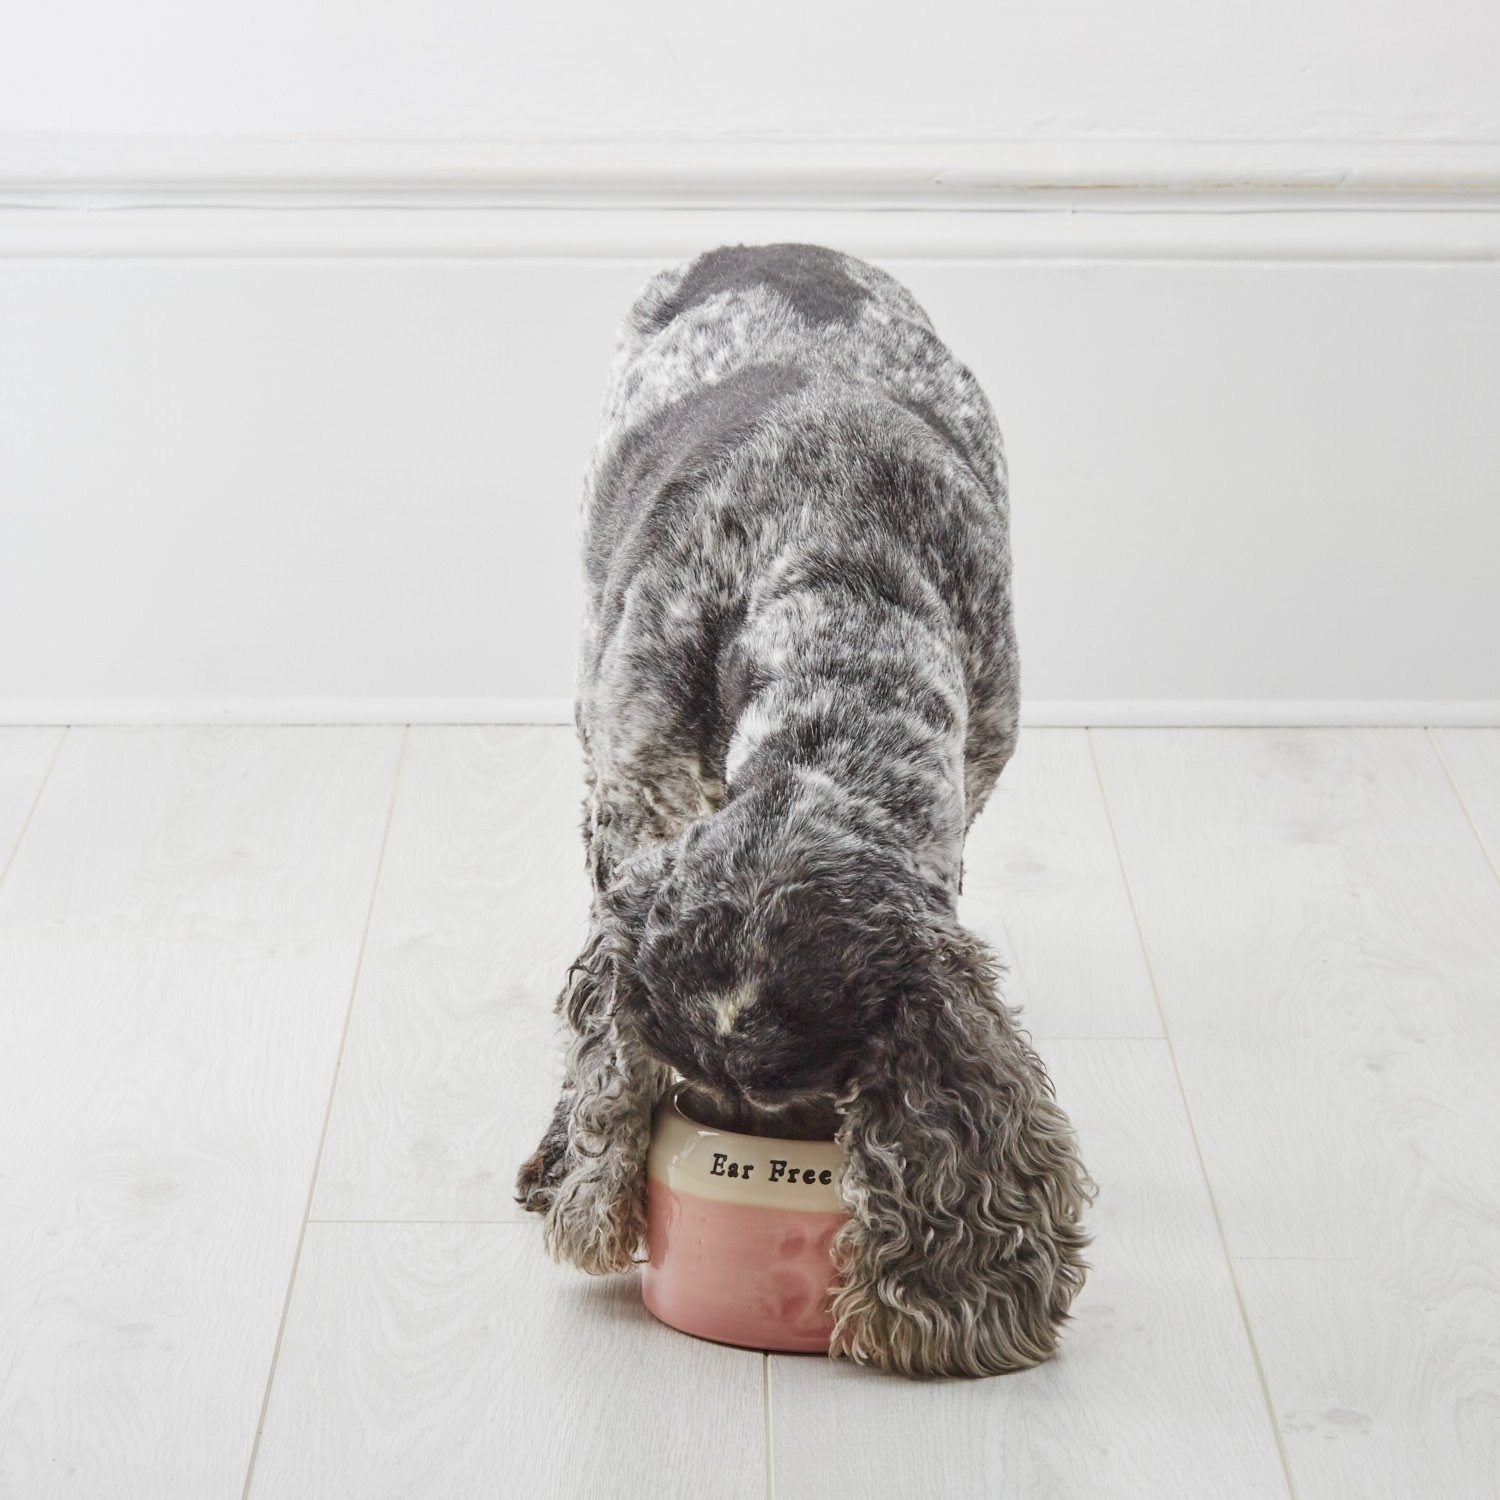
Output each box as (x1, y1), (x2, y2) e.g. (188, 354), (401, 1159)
(2, 2), (1498, 724)
(4, 0), (1498, 140)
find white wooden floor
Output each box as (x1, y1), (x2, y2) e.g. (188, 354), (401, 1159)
(2, 726), (1498, 1499)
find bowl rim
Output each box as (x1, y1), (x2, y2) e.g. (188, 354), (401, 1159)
(661, 1080), (843, 1149)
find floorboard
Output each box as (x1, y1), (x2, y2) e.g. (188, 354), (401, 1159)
(1091, 728), (1500, 1498)
(0, 727), (405, 1496)
(249, 1222), (766, 1500)
(0, 726), (403, 940)
(961, 729), (1161, 1038)
(0, 940), (362, 1499)
(312, 726), (588, 1222)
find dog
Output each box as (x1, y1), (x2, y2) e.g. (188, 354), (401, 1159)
(516, 243), (1092, 1377)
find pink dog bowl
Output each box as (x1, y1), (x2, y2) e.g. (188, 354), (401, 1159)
(643, 1085), (849, 1353)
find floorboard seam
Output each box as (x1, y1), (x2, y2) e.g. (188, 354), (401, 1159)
(1085, 729), (1302, 1500)
(239, 725), (411, 1500)
(305, 1217), (532, 1226)
(1426, 727), (1500, 889)
(0, 727), (67, 896)
(762, 1354), (775, 1500)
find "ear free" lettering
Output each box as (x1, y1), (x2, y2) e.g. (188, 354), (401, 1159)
(708, 1153), (835, 1186)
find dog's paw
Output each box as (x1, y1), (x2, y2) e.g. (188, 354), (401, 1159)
(514, 1146), (563, 1214)
(542, 1162), (646, 1275)
(515, 1091), (574, 1214)
(515, 1105), (646, 1272)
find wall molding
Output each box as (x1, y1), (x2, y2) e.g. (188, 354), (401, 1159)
(3, 700), (1496, 728)
(4, 137), (1498, 262)
(5, 137), (1500, 206)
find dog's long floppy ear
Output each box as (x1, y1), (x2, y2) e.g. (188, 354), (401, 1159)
(830, 922), (1093, 1377)
(542, 848), (673, 1275)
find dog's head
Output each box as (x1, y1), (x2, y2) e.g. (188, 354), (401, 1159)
(601, 780), (921, 1108)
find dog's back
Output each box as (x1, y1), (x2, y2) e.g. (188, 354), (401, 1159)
(576, 243), (1017, 855)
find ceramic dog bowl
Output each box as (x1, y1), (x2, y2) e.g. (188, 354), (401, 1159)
(643, 1085), (849, 1353)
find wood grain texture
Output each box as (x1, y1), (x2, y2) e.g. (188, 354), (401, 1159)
(1237, 1255), (1500, 1500)
(1433, 728), (1500, 873)
(0, 728), (62, 874)
(0, 726), (402, 940)
(960, 728), (1161, 1038)
(250, 1221), (766, 1499)
(0, 939), (361, 1499)
(313, 726), (589, 1221)
(770, 1040), (1289, 1500)
(1092, 728), (1500, 1497)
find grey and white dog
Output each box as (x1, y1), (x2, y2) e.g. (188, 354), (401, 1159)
(516, 244), (1092, 1377)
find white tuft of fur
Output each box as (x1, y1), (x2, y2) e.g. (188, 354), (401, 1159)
(710, 980), (760, 1035)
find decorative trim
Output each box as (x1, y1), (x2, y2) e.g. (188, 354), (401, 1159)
(5, 137), (1499, 261)
(2, 699), (1495, 728)
(5, 137), (1500, 204)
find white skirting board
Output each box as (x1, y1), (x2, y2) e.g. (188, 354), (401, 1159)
(2, 142), (1498, 716)
(1, 700), (1497, 728)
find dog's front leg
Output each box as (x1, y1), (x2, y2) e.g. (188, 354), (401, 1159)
(516, 921), (669, 1274)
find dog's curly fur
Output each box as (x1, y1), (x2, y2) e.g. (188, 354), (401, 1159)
(516, 243), (1093, 1376)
